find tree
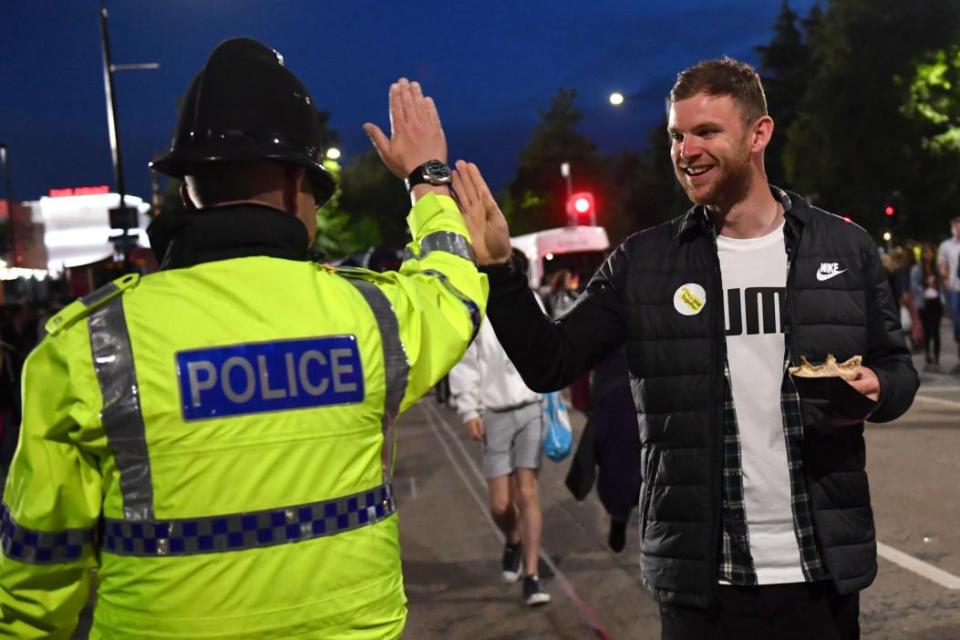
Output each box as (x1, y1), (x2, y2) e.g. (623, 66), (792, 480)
(755, 1), (812, 185)
(504, 89), (604, 234)
(782, 0), (960, 238)
(899, 45), (960, 154)
(606, 120), (690, 245)
(336, 149), (410, 249)
(314, 159), (372, 259)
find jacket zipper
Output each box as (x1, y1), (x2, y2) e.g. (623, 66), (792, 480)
(784, 219), (800, 365)
(707, 224), (725, 600)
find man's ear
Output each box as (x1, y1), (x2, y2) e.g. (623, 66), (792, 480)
(179, 182), (197, 209)
(751, 115), (774, 154)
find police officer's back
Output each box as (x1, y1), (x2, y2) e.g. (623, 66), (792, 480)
(0, 38), (486, 639)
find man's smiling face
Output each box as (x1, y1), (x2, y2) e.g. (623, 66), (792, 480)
(668, 92), (754, 208)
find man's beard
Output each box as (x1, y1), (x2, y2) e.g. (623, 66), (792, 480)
(677, 149), (753, 209)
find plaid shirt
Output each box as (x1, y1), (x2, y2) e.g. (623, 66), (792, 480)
(715, 187), (828, 585)
(717, 351), (829, 585)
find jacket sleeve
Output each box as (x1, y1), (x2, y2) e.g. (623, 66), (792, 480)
(447, 326), (483, 423)
(347, 193), (488, 413)
(0, 332), (102, 639)
(483, 244), (628, 392)
(863, 244), (920, 423)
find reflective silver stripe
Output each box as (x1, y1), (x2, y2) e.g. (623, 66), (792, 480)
(422, 269), (482, 341)
(89, 297), (154, 521)
(417, 231), (476, 264)
(81, 281), (120, 308)
(347, 279), (409, 481)
(101, 483), (395, 557)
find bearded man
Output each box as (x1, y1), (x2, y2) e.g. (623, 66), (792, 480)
(457, 57), (919, 639)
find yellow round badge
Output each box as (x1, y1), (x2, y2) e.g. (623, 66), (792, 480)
(673, 283), (707, 316)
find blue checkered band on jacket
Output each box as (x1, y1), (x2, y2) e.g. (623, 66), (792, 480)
(717, 354), (827, 585)
(102, 483), (395, 557)
(0, 505), (97, 564)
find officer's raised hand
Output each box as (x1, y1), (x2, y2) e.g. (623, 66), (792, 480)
(451, 161), (513, 266)
(364, 78), (446, 181)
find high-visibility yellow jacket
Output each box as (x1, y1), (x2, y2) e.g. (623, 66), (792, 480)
(0, 193), (487, 639)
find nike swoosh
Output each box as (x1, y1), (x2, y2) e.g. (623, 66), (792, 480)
(816, 269), (848, 282)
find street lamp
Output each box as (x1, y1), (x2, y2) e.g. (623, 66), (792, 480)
(325, 147), (342, 161)
(560, 162), (572, 200)
(608, 91), (625, 107)
(98, 2), (158, 257)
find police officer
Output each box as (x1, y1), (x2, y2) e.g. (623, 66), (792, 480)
(0, 38), (486, 639)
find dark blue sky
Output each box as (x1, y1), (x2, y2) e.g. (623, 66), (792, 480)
(1, 0), (817, 202)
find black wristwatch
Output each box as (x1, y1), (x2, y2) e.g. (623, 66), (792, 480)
(404, 160), (452, 192)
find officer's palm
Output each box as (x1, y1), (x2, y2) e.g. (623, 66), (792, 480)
(364, 78), (446, 178)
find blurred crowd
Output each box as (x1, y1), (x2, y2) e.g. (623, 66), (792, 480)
(0, 299), (66, 470)
(882, 224), (960, 374)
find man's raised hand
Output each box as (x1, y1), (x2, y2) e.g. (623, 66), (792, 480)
(363, 78), (446, 178)
(451, 161), (513, 265)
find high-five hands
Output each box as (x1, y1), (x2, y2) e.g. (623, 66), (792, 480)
(364, 78), (446, 179)
(450, 161), (513, 266)
(364, 79), (512, 264)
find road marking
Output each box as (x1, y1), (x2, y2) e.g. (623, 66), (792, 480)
(409, 477), (417, 500)
(420, 402), (612, 640)
(918, 385), (960, 392)
(877, 542), (960, 590)
(913, 394), (960, 410)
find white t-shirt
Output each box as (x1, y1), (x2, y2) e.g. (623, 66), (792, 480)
(938, 237), (960, 292)
(718, 223), (805, 584)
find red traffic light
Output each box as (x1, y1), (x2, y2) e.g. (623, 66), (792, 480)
(566, 191), (596, 226)
(884, 204), (895, 217)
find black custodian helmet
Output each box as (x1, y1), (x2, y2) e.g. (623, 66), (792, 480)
(150, 37), (336, 206)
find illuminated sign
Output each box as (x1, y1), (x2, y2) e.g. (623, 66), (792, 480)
(48, 186), (111, 197)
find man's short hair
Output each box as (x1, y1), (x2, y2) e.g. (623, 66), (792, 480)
(670, 57), (768, 124)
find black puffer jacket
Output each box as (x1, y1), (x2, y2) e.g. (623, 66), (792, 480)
(484, 189), (918, 608)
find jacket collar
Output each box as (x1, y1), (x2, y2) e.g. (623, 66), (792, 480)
(675, 185), (804, 241)
(147, 203), (310, 270)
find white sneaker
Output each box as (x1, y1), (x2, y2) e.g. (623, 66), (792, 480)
(523, 575), (551, 606)
(501, 543), (522, 583)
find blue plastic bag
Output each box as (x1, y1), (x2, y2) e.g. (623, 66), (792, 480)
(542, 391), (573, 462)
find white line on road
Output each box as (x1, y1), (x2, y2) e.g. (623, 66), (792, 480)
(419, 402), (612, 640)
(409, 477), (417, 500)
(918, 385), (960, 392)
(876, 542), (960, 590)
(913, 393), (960, 410)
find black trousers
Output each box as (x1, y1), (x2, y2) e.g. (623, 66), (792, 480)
(659, 582), (860, 640)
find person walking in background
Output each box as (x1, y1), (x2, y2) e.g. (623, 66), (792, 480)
(913, 243), (945, 372)
(893, 247), (922, 352)
(938, 217), (960, 373)
(544, 269), (578, 319)
(564, 346), (641, 553)
(448, 249), (551, 607)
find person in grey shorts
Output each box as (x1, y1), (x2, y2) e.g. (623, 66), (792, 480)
(449, 286), (551, 606)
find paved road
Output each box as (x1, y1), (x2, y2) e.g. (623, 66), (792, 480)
(398, 346), (960, 639)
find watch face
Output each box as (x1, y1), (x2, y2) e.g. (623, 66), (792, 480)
(422, 160), (452, 183)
